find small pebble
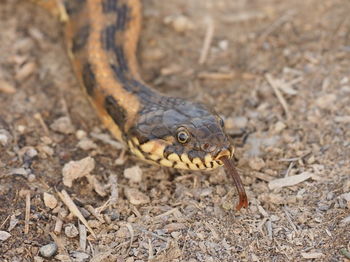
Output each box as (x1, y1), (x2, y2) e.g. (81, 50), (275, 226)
(225, 116), (248, 130)
(39, 243), (58, 258)
(41, 136), (53, 145)
(116, 227), (130, 238)
(164, 223), (186, 233)
(77, 138), (98, 151)
(142, 48), (165, 61)
(272, 121), (286, 133)
(87, 220), (101, 229)
(326, 192), (334, 200)
(50, 116), (75, 134)
(124, 165), (143, 183)
(24, 147), (38, 159)
(164, 15), (194, 33)
(0, 231), (11, 241)
(0, 79), (16, 94)
(62, 156), (95, 187)
(43, 192), (58, 209)
(0, 134), (8, 146)
(161, 64), (182, 76)
(38, 145), (54, 156)
(315, 94), (336, 109)
(76, 130), (87, 140)
(17, 125), (26, 133)
(218, 40), (229, 51)
(28, 174), (36, 182)
(249, 157), (266, 171)
(70, 251), (90, 261)
(33, 256), (44, 262)
(15, 61), (37, 81)
(124, 188), (150, 205)
(64, 223), (79, 238)
(171, 231), (182, 239)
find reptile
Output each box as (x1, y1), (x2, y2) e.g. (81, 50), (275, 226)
(31, 0), (248, 210)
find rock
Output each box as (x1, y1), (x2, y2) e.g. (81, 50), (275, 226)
(64, 223), (79, 238)
(0, 79), (16, 94)
(76, 129), (87, 140)
(164, 15), (194, 33)
(39, 243), (57, 258)
(43, 192), (58, 209)
(124, 165), (143, 183)
(50, 116), (75, 134)
(315, 94), (336, 109)
(0, 129), (11, 146)
(0, 231), (11, 241)
(70, 251), (90, 262)
(225, 116), (248, 130)
(15, 61), (37, 81)
(62, 156), (95, 187)
(124, 188), (150, 205)
(248, 157), (266, 171)
(77, 138), (98, 151)
(272, 121), (287, 133)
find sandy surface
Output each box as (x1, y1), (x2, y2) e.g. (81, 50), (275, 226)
(0, 0), (349, 261)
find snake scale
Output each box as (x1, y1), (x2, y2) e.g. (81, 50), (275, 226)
(32, 0), (248, 210)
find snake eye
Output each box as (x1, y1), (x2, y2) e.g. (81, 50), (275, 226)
(177, 129), (190, 144)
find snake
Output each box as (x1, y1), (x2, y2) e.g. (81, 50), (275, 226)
(31, 0), (248, 210)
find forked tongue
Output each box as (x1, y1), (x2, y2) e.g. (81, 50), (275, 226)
(220, 156), (248, 210)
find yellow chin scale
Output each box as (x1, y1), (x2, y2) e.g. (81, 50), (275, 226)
(128, 137), (225, 171)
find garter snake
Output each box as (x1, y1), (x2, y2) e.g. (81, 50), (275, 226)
(32, 0), (248, 210)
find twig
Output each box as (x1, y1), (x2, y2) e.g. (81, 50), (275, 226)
(154, 208), (179, 220)
(79, 223), (87, 251)
(284, 208), (298, 232)
(198, 17), (215, 65)
(148, 238), (154, 260)
(259, 10), (295, 41)
(53, 217), (63, 234)
(34, 113), (49, 135)
(265, 73), (291, 120)
(57, 189), (96, 239)
(125, 223), (134, 255)
(198, 72), (235, 80)
(24, 191), (31, 234)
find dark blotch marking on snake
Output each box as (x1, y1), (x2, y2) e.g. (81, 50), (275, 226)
(72, 24), (90, 53)
(104, 95), (127, 131)
(115, 4), (128, 31)
(82, 63), (96, 96)
(101, 25), (117, 50)
(101, 0), (129, 31)
(64, 0), (86, 15)
(112, 45), (128, 72)
(102, 0), (118, 12)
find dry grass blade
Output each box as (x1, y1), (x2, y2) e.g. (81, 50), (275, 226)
(57, 190), (96, 239)
(24, 191), (31, 234)
(265, 73), (291, 120)
(268, 172), (312, 190)
(198, 17), (215, 65)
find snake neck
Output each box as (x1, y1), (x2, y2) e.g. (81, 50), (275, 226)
(63, 0), (160, 142)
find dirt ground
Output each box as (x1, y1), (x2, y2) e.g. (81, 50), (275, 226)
(0, 0), (349, 261)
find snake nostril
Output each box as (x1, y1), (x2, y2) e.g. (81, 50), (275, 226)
(201, 143), (217, 153)
(202, 143), (210, 151)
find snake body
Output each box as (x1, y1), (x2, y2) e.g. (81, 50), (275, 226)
(34, 0), (248, 209)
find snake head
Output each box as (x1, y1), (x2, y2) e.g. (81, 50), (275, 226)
(128, 98), (234, 170)
(129, 97), (248, 210)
